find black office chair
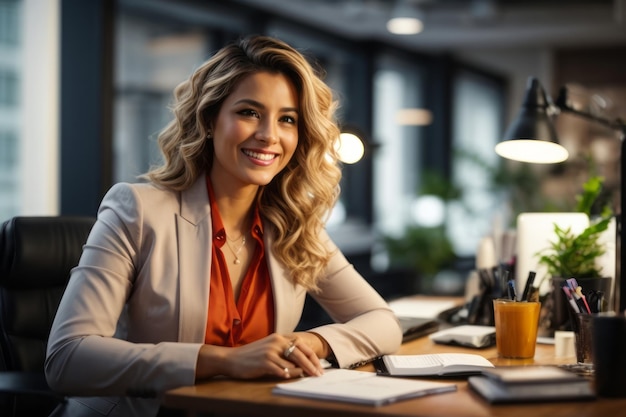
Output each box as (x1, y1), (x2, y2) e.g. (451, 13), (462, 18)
(0, 216), (95, 417)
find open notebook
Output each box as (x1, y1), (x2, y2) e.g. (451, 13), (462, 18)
(374, 353), (494, 377)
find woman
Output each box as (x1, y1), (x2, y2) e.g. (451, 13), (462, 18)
(45, 35), (402, 417)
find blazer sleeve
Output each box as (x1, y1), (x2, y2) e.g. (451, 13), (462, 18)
(305, 231), (403, 368)
(45, 183), (202, 397)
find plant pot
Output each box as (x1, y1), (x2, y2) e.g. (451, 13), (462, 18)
(550, 276), (613, 332)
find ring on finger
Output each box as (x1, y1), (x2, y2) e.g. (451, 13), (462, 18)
(283, 344), (296, 359)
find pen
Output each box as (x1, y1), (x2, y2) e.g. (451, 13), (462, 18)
(507, 280), (517, 301)
(527, 286), (540, 302)
(566, 278), (579, 292)
(467, 294), (481, 325)
(500, 269), (510, 299)
(477, 268), (492, 291)
(562, 286), (580, 314)
(521, 271), (536, 301)
(596, 291), (605, 313)
(575, 286), (592, 314)
(587, 290), (600, 314)
(571, 290), (587, 314)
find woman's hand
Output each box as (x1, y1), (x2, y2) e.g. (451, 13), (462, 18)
(280, 332), (328, 377)
(195, 332), (327, 382)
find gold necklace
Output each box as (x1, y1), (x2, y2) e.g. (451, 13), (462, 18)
(225, 234), (246, 265)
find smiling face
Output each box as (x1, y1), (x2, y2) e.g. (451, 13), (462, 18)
(209, 71), (300, 193)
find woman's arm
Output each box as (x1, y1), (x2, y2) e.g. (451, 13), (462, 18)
(45, 183), (200, 396)
(300, 232), (403, 368)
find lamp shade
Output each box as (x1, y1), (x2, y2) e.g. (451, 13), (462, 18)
(495, 77), (569, 164)
(387, 0), (424, 35)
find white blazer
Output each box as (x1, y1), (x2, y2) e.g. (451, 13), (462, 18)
(45, 174), (402, 416)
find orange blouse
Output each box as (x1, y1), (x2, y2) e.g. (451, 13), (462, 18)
(204, 177), (275, 346)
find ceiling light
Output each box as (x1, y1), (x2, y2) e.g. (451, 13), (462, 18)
(395, 108), (433, 125)
(387, 0), (424, 35)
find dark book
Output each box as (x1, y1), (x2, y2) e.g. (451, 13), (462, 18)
(468, 366), (595, 404)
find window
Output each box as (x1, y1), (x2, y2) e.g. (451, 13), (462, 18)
(0, 129), (17, 167)
(449, 69), (505, 257)
(372, 53), (425, 238)
(0, 129), (18, 218)
(0, 0), (19, 45)
(0, 70), (18, 107)
(0, 0), (21, 221)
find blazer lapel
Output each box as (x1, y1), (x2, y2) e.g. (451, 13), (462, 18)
(265, 229), (302, 333)
(177, 175), (211, 343)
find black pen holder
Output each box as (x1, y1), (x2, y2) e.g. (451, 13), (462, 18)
(592, 313), (626, 397)
(569, 312), (593, 365)
(467, 293), (495, 326)
(551, 277), (612, 331)
(466, 267), (500, 326)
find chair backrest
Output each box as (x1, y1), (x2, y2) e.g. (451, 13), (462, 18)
(0, 216), (95, 416)
(0, 216), (95, 372)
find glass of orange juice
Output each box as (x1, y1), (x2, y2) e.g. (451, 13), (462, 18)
(493, 299), (541, 359)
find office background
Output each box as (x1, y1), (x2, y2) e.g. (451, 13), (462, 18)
(2, 0), (626, 300)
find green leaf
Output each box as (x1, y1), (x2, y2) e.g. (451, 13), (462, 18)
(536, 175), (613, 279)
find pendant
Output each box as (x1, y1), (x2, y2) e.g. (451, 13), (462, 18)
(226, 234), (246, 265)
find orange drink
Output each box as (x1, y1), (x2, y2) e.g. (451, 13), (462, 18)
(493, 299), (541, 359)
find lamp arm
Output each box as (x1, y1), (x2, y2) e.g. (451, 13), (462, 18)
(554, 101), (626, 141)
(554, 85), (626, 311)
(556, 96), (626, 312)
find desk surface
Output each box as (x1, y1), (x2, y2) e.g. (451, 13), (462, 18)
(162, 309), (626, 416)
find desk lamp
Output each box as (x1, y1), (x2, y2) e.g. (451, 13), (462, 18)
(495, 76), (626, 311)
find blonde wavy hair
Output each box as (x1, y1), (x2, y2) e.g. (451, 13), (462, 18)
(144, 35), (342, 291)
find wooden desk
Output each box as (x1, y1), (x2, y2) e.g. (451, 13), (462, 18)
(162, 333), (626, 417)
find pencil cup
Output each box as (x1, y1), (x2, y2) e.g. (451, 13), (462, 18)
(493, 299), (541, 359)
(592, 313), (626, 397)
(573, 313), (593, 366)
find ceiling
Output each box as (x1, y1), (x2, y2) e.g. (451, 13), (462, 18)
(232, 0), (626, 53)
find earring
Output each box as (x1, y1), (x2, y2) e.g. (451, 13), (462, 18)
(206, 131), (212, 139)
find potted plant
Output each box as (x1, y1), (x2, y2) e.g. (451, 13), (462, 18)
(382, 170), (459, 294)
(536, 174), (614, 330)
(383, 225), (456, 293)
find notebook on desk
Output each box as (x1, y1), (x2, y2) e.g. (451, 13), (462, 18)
(429, 325), (495, 348)
(273, 368), (457, 406)
(398, 316), (440, 343)
(468, 366), (595, 404)
(389, 297), (460, 342)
